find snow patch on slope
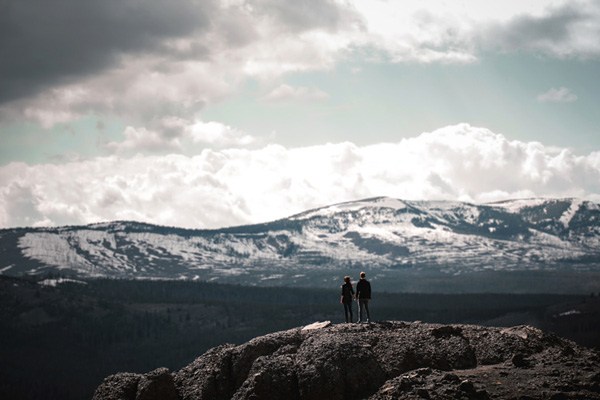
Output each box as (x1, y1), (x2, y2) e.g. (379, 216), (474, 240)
(489, 198), (550, 213)
(292, 197), (409, 220)
(559, 199), (583, 228)
(19, 232), (94, 271)
(39, 278), (87, 287)
(0, 265), (13, 273)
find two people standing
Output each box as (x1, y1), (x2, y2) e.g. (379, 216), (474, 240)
(339, 272), (371, 323)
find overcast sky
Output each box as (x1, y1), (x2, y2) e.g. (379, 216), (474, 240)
(1, 0), (600, 229)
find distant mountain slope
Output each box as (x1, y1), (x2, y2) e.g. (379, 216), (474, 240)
(1, 197), (600, 291)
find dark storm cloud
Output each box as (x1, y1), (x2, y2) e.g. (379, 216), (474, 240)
(0, 0), (217, 104)
(483, 2), (600, 56)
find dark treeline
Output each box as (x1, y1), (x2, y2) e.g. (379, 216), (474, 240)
(0, 275), (597, 400)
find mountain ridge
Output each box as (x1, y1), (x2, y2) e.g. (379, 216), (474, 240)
(0, 195), (587, 233)
(1, 196), (600, 292)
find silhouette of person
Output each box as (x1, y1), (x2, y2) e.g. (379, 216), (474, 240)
(356, 271), (371, 323)
(340, 276), (354, 323)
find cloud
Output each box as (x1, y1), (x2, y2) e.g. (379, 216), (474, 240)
(1, 0), (599, 146)
(0, 0), (217, 105)
(262, 84), (330, 102)
(1, 0), (600, 159)
(350, 1), (479, 64)
(105, 118), (257, 155)
(353, 0), (600, 64)
(0, 0), (362, 130)
(105, 126), (182, 154)
(252, 0), (362, 33)
(2, 124), (599, 229)
(537, 87), (578, 103)
(187, 121), (256, 146)
(3, 1), (599, 126)
(482, 1), (600, 58)
(0, 53), (241, 128)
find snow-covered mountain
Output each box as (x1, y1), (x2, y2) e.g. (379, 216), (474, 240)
(1, 197), (600, 290)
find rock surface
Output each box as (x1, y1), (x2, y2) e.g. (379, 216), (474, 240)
(93, 321), (600, 400)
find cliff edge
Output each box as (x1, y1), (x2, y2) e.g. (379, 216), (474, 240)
(92, 321), (600, 399)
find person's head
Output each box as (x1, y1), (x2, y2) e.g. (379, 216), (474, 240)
(360, 271), (366, 279)
(344, 276), (351, 283)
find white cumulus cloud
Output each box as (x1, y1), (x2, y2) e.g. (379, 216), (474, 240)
(187, 120), (256, 146)
(1, 124), (599, 229)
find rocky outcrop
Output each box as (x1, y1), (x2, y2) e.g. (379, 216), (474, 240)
(93, 321), (600, 400)
(92, 368), (178, 400)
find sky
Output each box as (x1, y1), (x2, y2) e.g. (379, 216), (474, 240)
(1, 0), (600, 229)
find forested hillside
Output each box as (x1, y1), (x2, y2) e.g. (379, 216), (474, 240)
(1, 276), (598, 400)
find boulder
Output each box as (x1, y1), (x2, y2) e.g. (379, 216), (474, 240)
(93, 321), (600, 400)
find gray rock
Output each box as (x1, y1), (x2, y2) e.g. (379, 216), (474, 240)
(92, 372), (141, 400)
(136, 368), (177, 400)
(93, 321), (600, 400)
(232, 355), (298, 400)
(174, 343), (237, 400)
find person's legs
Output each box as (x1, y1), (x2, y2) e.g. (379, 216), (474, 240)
(358, 299), (364, 322)
(363, 299), (370, 322)
(348, 301), (353, 323)
(343, 302), (351, 322)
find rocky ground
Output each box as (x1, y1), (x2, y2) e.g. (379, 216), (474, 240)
(92, 321), (600, 400)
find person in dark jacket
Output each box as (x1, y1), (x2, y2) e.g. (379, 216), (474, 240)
(340, 276), (354, 323)
(355, 271), (371, 323)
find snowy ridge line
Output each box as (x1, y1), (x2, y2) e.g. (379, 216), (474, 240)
(2, 197), (600, 281)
